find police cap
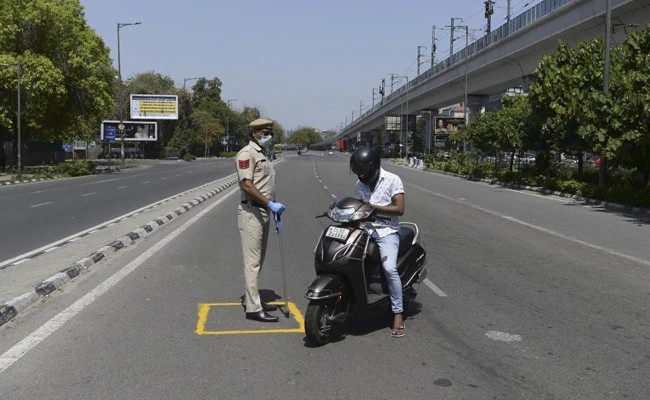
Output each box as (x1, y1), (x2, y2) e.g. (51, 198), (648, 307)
(249, 118), (274, 131)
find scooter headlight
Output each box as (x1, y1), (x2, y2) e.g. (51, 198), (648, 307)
(328, 206), (373, 222)
(328, 206), (355, 222)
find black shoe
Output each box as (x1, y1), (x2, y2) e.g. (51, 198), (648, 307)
(246, 311), (279, 322)
(262, 302), (278, 312)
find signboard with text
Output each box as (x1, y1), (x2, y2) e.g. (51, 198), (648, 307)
(130, 94), (178, 120)
(101, 120), (158, 141)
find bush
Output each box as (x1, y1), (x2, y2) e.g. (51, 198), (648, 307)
(182, 153), (196, 162)
(56, 160), (95, 177)
(403, 152), (650, 209)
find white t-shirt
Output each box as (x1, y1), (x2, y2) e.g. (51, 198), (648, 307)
(354, 168), (404, 238)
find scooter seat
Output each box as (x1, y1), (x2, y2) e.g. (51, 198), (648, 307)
(398, 226), (415, 255)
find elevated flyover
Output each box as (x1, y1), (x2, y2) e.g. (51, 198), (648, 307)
(315, 0), (650, 151)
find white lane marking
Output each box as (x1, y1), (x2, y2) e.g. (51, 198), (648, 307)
(323, 186), (328, 190)
(81, 178), (121, 186)
(411, 184), (650, 268)
(331, 194), (336, 199)
(30, 202), (52, 208)
(486, 331), (522, 342)
(0, 186), (238, 374)
(82, 192), (96, 197)
(43, 247), (59, 253)
(117, 186), (127, 189)
(30, 191), (44, 194)
(0, 175), (237, 269)
(423, 278), (447, 297)
(142, 181), (150, 184)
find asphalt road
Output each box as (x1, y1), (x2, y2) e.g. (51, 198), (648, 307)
(0, 158), (235, 265)
(0, 151), (648, 399)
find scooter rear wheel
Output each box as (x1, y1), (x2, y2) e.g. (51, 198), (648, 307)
(305, 299), (338, 346)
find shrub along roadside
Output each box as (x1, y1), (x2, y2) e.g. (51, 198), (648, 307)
(1, 160), (96, 182)
(421, 154), (650, 209)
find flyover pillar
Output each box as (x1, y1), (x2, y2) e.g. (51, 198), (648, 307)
(422, 110), (438, 154)
(522, 74), (535, 93)
(467, 95), (490, 124)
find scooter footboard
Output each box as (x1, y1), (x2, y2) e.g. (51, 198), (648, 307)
(305, 274), (346, 300)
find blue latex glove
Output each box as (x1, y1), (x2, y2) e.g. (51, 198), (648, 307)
(274, 213), (283, 234)
(267, 200), (286, 215)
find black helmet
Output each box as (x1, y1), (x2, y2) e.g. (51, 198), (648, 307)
(350, 147), (381, 185)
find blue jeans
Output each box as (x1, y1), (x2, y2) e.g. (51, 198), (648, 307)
(373, 232), (403, 314)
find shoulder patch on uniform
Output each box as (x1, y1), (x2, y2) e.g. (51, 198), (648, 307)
(238, 159), (250, 169)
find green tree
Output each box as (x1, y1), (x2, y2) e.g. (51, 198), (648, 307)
(0, 0), (115, 145)
(456, 109), (502, 164)
(190, 77), (222, 110)
(191, 109), (223, 157)
(610, 26), (650, 185)
(529, 39), (612, 185)
(289, 126), (321, 148)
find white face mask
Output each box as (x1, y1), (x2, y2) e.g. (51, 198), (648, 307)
(258, 134), (273, 148)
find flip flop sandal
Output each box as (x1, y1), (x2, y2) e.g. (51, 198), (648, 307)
(391, 324), (405, 338)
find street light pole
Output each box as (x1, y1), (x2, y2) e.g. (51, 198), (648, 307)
(457, 25), (470, 127)
(183, 77), (200, 90)
(601, 0), (612, 187)
(117, 21), (141, 166)
(226, 99), (237, 152)
(1, 63), (21, 173)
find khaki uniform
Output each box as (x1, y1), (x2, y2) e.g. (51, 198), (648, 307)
(235, 140), (276, 313)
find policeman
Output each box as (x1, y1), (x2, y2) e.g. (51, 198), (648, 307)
(235, 118), (286, 322)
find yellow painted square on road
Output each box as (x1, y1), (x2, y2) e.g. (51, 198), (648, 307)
(195, 301), (305, 335)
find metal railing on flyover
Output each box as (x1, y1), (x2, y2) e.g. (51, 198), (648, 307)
(326, 0), (574, 147)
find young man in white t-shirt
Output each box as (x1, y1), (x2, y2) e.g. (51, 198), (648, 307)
(350, 147), (406, 338)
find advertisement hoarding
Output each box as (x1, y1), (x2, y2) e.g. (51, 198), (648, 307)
(130, 94), (178, 120)
(433, 117), (465, 148)
(101, 121), (158, 141)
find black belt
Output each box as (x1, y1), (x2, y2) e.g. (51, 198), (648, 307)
(241, 200), (266, 209)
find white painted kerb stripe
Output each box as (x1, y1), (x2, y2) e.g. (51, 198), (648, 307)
(0, 187), (238, 374)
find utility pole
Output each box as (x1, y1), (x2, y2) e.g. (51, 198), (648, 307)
(379, 78), (385, 103)
(457, 25), (470, 128)
(417, 45), (427, 75)
(372, 88), (378, 106)
(450, 18), (456, 56)
(485, 0), (494, 44)
(507, 0), (512, 22)
(431, 26), (437, 68)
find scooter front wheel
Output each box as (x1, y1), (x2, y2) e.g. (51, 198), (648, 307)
(305, 299), (340, 346)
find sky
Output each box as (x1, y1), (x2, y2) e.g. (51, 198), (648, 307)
(79, 0), (541, 132)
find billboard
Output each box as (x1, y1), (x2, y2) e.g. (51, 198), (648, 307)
(101, 120), (158, 142)
(433, 117), (465, 148)
(130, 94), (178, 120)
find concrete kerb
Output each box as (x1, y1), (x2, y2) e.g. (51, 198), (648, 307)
(0, 177), (239, 328)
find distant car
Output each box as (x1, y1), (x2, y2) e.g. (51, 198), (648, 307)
(586, 155), (601, 167)
(328, 151), (334, 155)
